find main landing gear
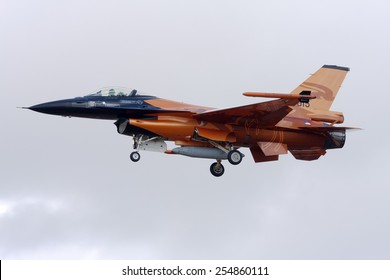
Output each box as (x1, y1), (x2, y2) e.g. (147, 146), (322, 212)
(227, 150), (243, 165)
(209, 149), (244, 177)
(210, 160), (225, 177)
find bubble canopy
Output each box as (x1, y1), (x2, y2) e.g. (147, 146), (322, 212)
(86, 87), (144, 97)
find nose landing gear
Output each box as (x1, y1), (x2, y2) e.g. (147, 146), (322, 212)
(128, 134), (167, 163)
(130, 151), (141, 162)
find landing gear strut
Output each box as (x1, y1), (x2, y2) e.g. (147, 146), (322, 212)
(129, 134), (167, 163)
(130, 135), (142, 162)
(210, 161), (225, 177)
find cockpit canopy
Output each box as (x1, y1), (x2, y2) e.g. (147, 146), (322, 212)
(87, 87), (143, 97)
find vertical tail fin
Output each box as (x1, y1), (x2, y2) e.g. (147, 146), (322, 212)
(291, 65), (350, 111)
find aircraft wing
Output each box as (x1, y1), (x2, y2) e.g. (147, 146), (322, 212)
(194, 97), (300, 126)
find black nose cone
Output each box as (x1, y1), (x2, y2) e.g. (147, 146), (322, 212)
(29, 100), (72, 116)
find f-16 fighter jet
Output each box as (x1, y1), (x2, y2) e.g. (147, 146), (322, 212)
(28, 65), (352, 176)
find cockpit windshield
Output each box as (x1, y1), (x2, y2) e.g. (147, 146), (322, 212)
(86, 87), (141, 97)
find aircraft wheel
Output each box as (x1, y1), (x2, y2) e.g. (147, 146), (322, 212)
(227, 150), (243, 165)
(210, 162), (225, 177)
(130, 151), (141, 162)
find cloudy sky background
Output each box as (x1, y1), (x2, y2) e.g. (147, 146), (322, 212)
(1, 0), (389, 259)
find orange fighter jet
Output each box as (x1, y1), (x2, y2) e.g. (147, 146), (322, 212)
(28, 65), (352, 176)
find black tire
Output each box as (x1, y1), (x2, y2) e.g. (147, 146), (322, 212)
(227, 150), (242, 165)
(130, 151), (141, 162)
(210, 162), (225, 177)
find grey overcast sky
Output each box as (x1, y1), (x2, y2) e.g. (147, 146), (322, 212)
(1, 0), (389, 259)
